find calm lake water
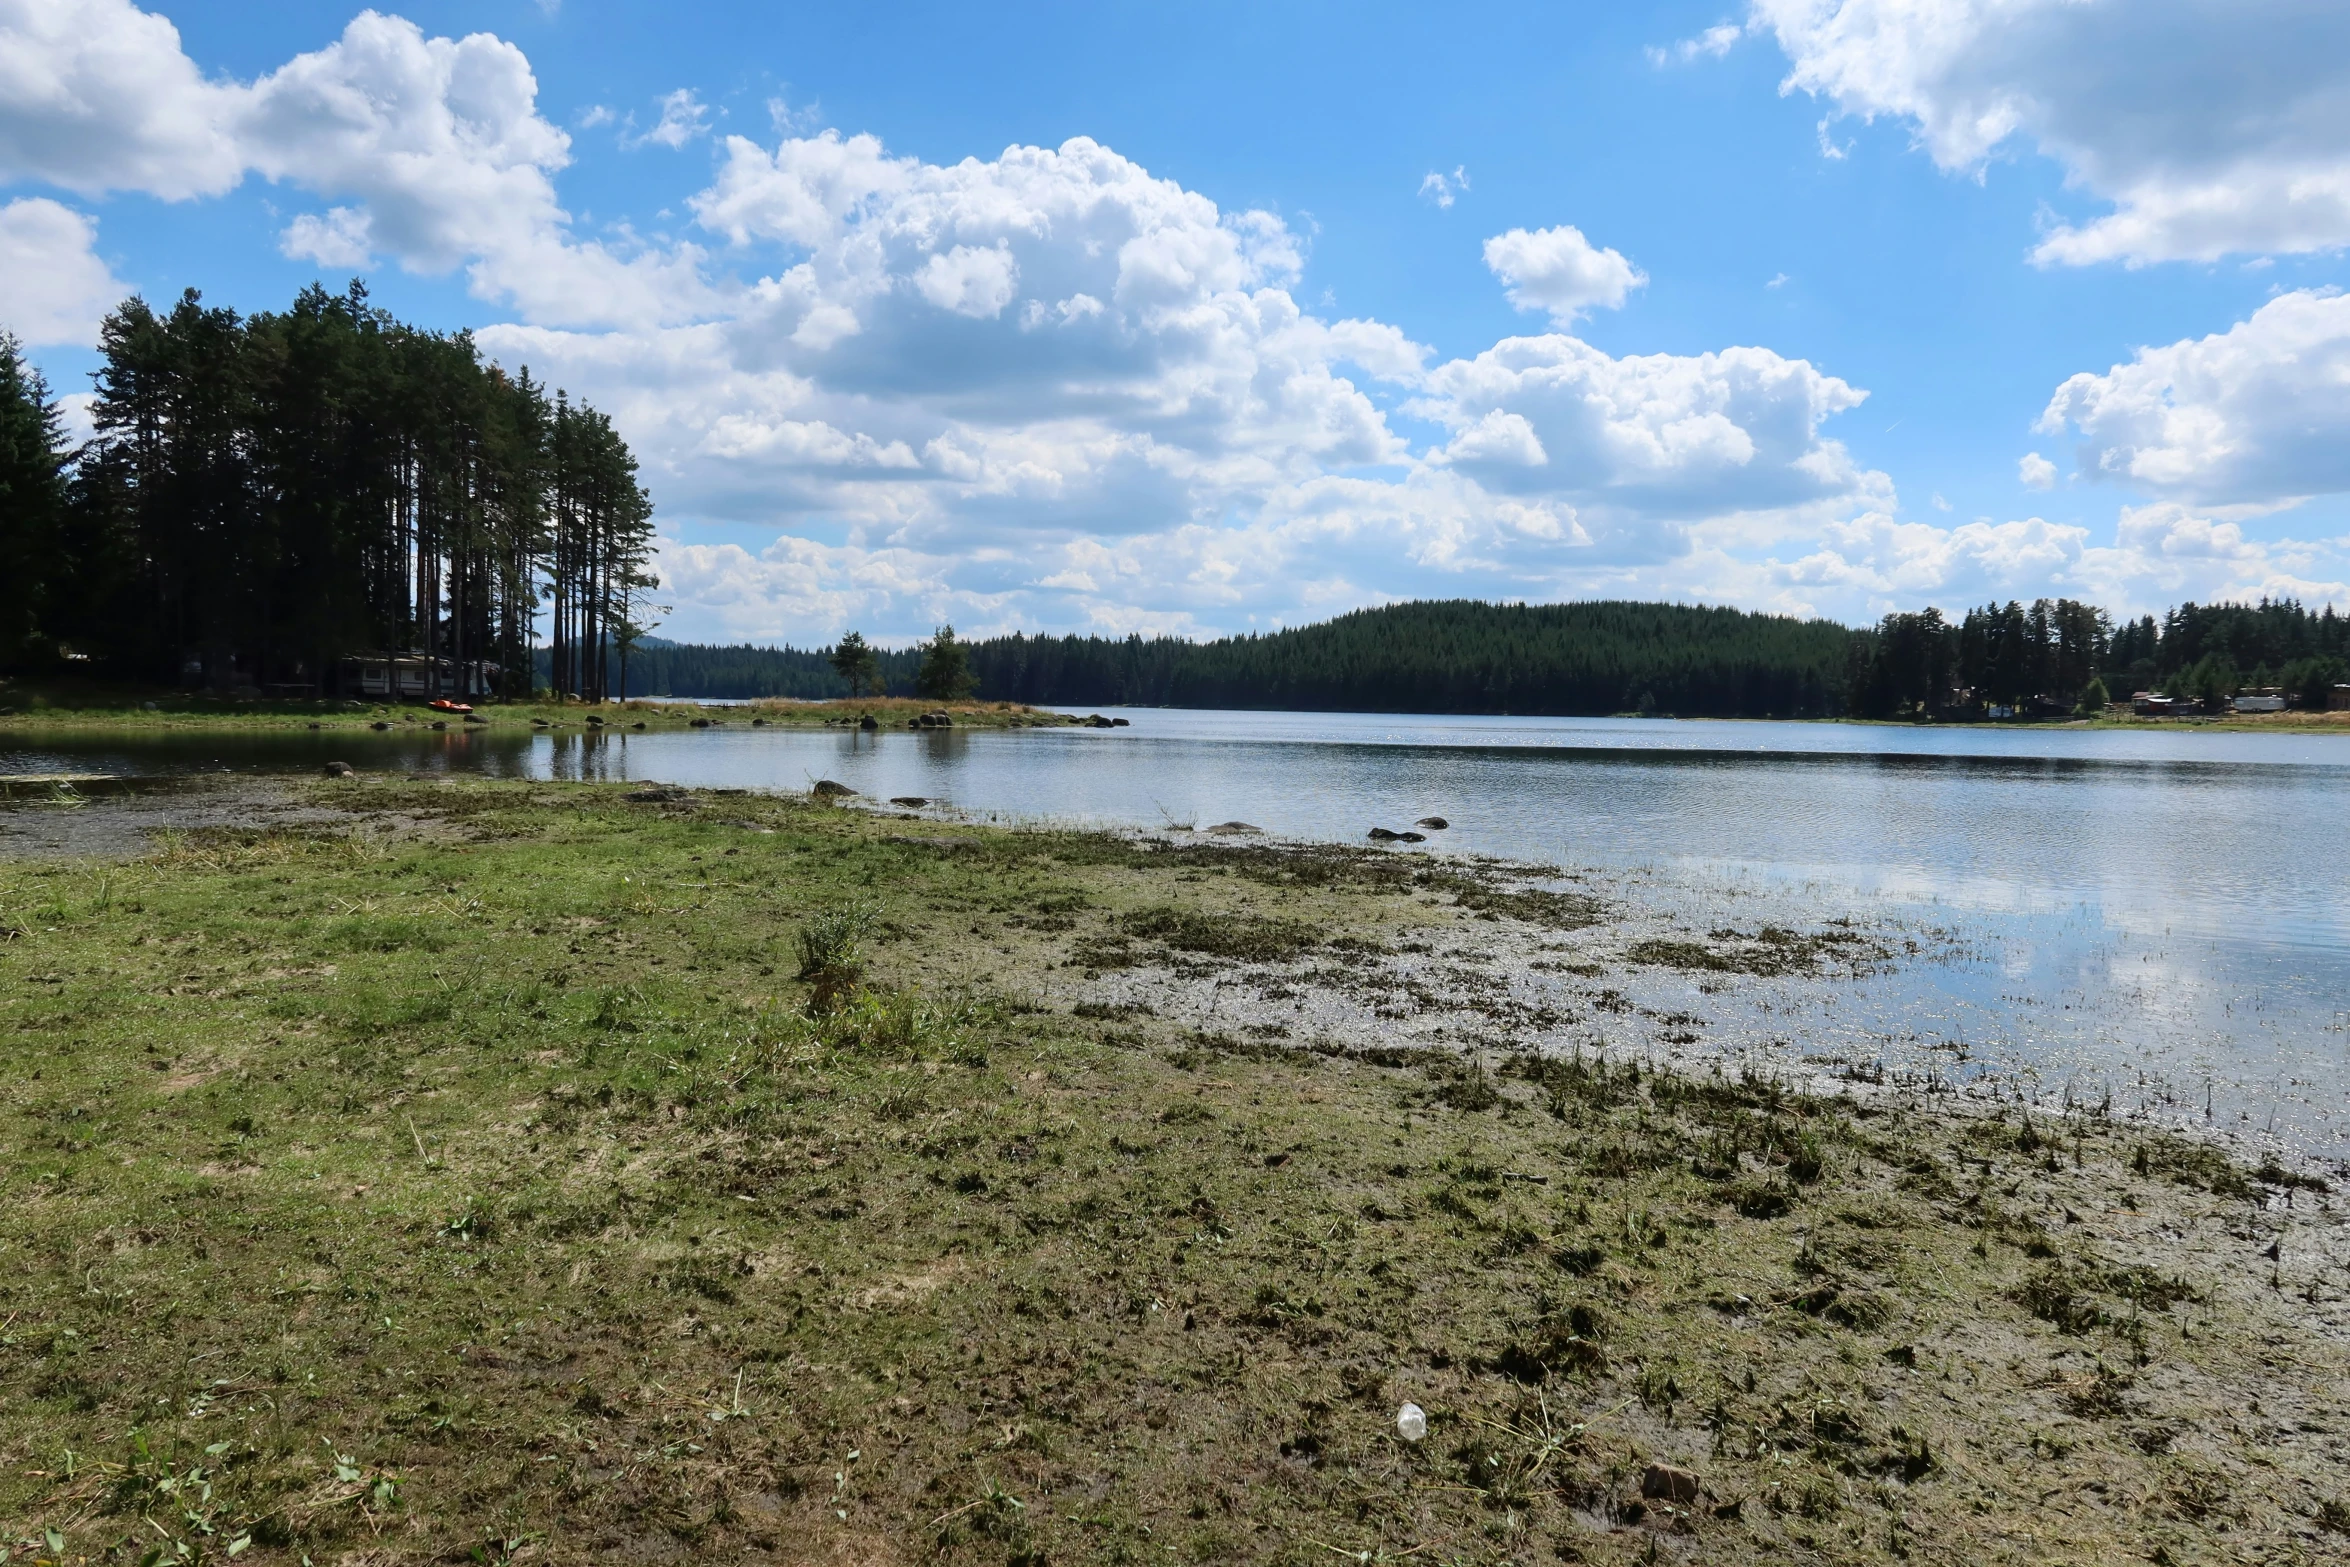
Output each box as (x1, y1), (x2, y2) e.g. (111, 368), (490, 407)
(10, 709), (2350, 1160)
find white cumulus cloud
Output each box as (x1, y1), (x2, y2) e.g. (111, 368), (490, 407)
(473, 129), (1890, 638)
(2017, 451), (2056, 490)
(2037, 289), (2350, 507)
(1482, 225), (1646, 324)
(0, 3), (711, 329)
(0, 0), (244, 198)
(1753, 0), (2350, 265)
(0, 195), (127, 346)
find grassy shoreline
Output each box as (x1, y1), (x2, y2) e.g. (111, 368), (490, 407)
(2, 778), (2346, 1565)
(0, 676), (1087, 733)
(8, 674), (2349, 736)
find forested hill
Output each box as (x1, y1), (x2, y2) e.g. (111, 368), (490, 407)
(602, 600), (1857, 717)
(970, 600), (1852, 715)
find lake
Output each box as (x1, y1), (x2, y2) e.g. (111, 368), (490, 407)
(9, 709), (2349, 1160)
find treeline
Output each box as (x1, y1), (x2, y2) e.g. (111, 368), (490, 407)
(587, 597), (2350, 718)
(965, 600), (1854, 715)
(1851, 597), (2350, 717)
(0, 284), (654, 700)
(603, 601), (1858, 716)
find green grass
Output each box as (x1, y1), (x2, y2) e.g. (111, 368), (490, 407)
(1, 779), (2344, 1565)
(0, 674), (1066, 733)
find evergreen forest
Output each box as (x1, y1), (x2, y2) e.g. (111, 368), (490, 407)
(553, 598), (2350, 717)
(0, 285), (655, 701)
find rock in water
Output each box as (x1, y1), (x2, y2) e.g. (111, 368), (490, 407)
(811, 779), (858, 797)
(1396, 831), (1426, 843)
(1366, 827), (1402, 841)
(322, 761), (354, 777)
(1204, 821), (1261, 835)
(859, 714), (878, 731)
(1417, 816), (1449, 829)
(890, 796), (930, 807)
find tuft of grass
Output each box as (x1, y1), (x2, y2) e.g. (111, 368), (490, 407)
(795, 900), (877, 1011)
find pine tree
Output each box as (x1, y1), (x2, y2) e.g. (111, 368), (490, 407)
(829, 631), (879, 697)
(915, 624), (976, 701)
(0, 333), (70, 664)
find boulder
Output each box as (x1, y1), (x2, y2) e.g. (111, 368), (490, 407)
(464, 713), (489, 724)
(751, 717), (767, 727)
(811, 779), (858, 797)
(859, 714), (879, 731)
(1204, 821), (1261, 835)
(890, 796), (930, 807)
(1366, 827), (1402, 841)
(369, 721), (393, 731)
(689, 717), (711, 728)
(322, 761), (354, 778)
(306, 722), (322, 730)
(429, 721), (447, 730)
(1396, 831), (1426, 843)
(586, 715), (605, 727)
(1416, 816), (1449, 829)
(1112, 717), (1131, 726)
(1640, 1463), (1702, 1507)
(630, 721), (646, 730)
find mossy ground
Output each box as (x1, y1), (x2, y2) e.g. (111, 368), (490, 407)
(1, 778), (2344, 1566)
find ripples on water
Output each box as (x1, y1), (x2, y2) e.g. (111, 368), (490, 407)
(9, 709), (2348, 1157)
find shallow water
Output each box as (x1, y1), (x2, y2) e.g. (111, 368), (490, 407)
(9, 709), (2349, 1157)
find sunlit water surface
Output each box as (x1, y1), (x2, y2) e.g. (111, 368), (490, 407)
(10, 709), (2348, 1158)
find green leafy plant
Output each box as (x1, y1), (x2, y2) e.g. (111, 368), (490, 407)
(795, 902), (877, 1012)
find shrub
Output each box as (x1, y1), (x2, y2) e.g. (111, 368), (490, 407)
(796, 902), (877, 1012)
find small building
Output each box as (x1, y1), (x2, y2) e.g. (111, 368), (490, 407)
(2132, 691), (2199, 717)
(336, 653), (501, 700)
(2331, 684), (2350, 712)
(2231, 693), (2286, 714)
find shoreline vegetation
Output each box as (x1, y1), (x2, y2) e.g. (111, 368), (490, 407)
(0, 682), (1097, 734)
(2, 776), (2346, 1565)
(3, 674), (2346, 737)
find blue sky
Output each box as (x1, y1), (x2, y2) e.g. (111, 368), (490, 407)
(6, 0), (2349, 643)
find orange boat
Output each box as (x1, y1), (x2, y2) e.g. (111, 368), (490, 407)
(427, 698), (474, 715)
